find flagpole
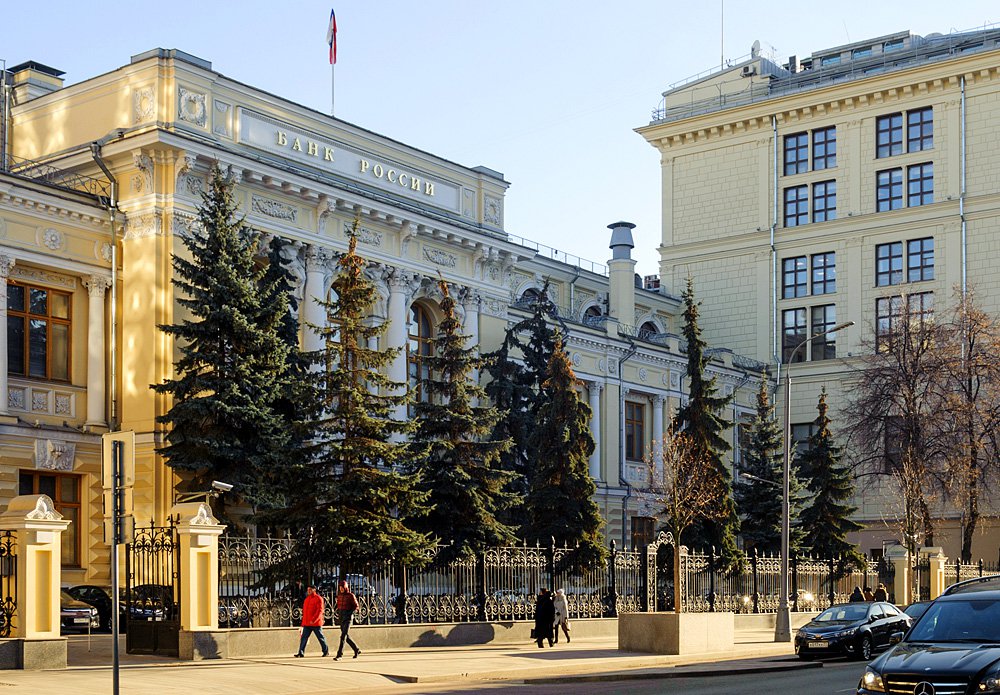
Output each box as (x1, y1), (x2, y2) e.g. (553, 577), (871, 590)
(331, 62), (335, 117)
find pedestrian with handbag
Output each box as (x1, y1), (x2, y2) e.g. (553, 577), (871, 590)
(334, 579), (361, 660)
(293, 585), (329, 658)
(533, 588), (555, 648)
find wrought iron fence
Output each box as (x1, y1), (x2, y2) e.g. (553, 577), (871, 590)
(0, 531), (16, 638)
(681, 548), (888, 613)
(943, 558), (1000, 589)
(219, 535), (642, 628)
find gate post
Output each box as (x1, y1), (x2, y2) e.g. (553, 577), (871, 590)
(886, 544), (911, 606)
(921, 547), (946, 599)
(170, 502), (225, 631)
(0, 495), (71, 669)
(607, 540), (618, 618)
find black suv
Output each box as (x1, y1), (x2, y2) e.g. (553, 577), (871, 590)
(859, 575), (1000, 694)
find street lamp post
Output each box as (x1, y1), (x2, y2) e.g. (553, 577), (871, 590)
(774, 320), (854, 643)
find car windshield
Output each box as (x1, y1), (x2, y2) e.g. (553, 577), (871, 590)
(908, 599), (1000, 642)
(814, 604), (869, 622)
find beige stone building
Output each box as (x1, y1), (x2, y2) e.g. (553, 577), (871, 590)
(0, 50), (763, 585)
(639, 27), (1000, 560)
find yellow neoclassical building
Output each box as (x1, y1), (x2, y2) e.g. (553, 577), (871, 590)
(0, 50), (764, 586)
(639, 26), (1000, 559)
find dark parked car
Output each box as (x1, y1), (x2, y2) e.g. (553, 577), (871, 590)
(795, 601), (911, 661)
(124, 584), (175, 621)
(859, 576), (1000, 694)
(65, 585), (115, 631)
(60, 590), (99, 633)
(902, 600), (932, 622)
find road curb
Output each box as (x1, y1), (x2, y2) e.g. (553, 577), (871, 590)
(523, 660), (823, 685)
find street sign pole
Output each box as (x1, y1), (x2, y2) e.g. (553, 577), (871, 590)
(111, 438), (121, 695)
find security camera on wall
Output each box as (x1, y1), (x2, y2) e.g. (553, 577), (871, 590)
(211, 481), (234, 493)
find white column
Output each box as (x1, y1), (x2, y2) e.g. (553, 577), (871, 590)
(302, 245), (329, 355)
(83, 274), (112, 427)
(0, 255), (14, 416)
(588, 381), (603, 480)
(652, 394), (665, 481)
(386, 268), (417, 426)
(461, 289), (481, 391)
(367, 331), (380, 395)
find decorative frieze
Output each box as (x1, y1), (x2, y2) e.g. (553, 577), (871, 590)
(342, 221), (383, 246)
(34, 440), (76, 472)
(124, 212), (163, 240)
(8, 383), (77, 418)
(251, 195), (298, 222)
(9, 266), (76, 290)
(423, 247), (457, 268)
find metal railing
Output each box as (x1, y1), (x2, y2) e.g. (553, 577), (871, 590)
(5, 153), (111, 200)
(505, 233), (608, 277)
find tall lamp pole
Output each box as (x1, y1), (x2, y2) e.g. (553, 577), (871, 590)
(775, 320), (854, 642)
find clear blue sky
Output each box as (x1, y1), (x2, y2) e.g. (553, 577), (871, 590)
(4, 1), (997, 276)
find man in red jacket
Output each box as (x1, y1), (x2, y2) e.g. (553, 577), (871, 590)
(294, 585), (329, 657)
(334, 579), (361, 660)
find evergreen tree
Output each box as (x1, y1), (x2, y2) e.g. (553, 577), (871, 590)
(734, 377), (806, 554)
(154, 168), (290, 519)
(410, 280), (518, 564)
(277, 229), (432, 576)
(797, 390), (864, 565)
(525, 334), (607, 573)
(484, 282), (558, 524)
(672, 278), (741, 564)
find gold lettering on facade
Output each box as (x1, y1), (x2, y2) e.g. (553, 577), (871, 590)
(387, 169), (397, 183)
(324, 147), (335, 161)
(373, 164), (384, 178)
(411, 177), (421, 191)
(398, 173), (408, 187)
(277, 131), (288, 146)
(360, 159), (370, 173)
(425, 182), (435, 196)
(307, 141), (319, 156)
(292, 138), (302, 151)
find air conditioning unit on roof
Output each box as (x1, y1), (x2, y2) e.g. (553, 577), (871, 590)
(741, 65), (757, 77)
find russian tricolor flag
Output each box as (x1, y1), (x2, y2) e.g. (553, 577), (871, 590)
(326, 10), (338, 65)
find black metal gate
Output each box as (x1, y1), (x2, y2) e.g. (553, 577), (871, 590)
(125, 523), (180, 656)
(0, 531), (17, 637)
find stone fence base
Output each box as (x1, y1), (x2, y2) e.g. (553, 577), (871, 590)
(619, 613), (735, 655)
(0, 638), (67, 669)
(180, 618), (619, 660)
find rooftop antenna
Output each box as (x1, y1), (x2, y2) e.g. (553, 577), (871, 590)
(751, 40), (761, 59)
(720, 0), (725, 71)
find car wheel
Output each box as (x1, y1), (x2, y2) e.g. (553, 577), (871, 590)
(858, 635), (873, 661)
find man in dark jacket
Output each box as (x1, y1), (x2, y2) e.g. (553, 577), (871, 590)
(534, 588), (555, 648)
(334, 579), (361, 660)
(294, 585), (329, 657)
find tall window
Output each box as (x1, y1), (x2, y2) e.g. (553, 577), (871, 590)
(784, 132), (808, 175)
(6, 282), (71, 381)
(907, 163), (934, 206)
(625, 401), (645, 461)
(907, 107), (933, 152)
(908, 292), (934, 327)
(782, 256), (808, 299)
(812, 180), (837, 222)
(875, 295), (904, 341)
(791, 423), (817, 455)
(20, 471), (79, 566)
(876, 113), (903, 158)
(811, 305), (837, 360)
(876, 242), (903, 286)
(784, 186), (808, 227)
(907, 238), (934, 282)
(812, 127), (837, 170)
(782, 308), (807, 363)
(811, 252), (836, 295)
(630, 517), (655, 550)
(408, 304), (434, 407)
(876, 168), (903, 211)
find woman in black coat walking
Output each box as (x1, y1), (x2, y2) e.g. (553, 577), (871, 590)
(534, 588), (555, 648)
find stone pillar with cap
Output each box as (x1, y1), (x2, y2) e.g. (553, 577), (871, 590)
(607, 222), (637, 337)
(885, 544), (911, 606)
(921, 546), (947, 599)
(0, 494), (72, 669)
(170, 502), (225, 633)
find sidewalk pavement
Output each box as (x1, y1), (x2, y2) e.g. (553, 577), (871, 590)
(0, 628), (813, 695)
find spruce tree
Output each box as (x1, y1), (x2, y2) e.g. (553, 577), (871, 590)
(484, 281), (558, 524)
(154, 168), (290, 519)
(672, 278), (741, 564)
(797, 390), (864, 565)
(279, 229), (431, 576)
(734, 377), (806, 554)
(410, 280), (518, 564)
(525, 334), (607, 573)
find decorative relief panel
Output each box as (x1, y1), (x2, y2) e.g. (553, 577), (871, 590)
(484, 196), (501, 226)
(124, 212), (163, 240)
(97, 242), (114, 263)
(31, 391), (49, 412)
(10, 266), (76, 290)
(178, 87), (207, 127)
(34, 440), (76, 472)
(38, 228), (63, 251)
(133, 86), (155, 124)
(462, 190), (474, 219)
(480, 295), (507, 318)
(8, 388), (24, 411)
(342, 221), (383, 246)
(171, 212), (199, 238)
(54, 394), (72, 416)
(251, 195), (298, 222)
(9, 383), (77, 418)
(607, 359), (618, 375)
(571, 352), (582, 367)
(423, 247), (457, 267)
(0, 218), (6, 239)
(638, 368), (648, 382)
(213, 100), (232, 137)
(670, 371), (681, 389)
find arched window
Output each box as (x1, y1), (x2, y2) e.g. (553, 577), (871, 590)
(583, 305), (604, 327)
(519, 287), (542, 306)
(639, 321), (660, 340)
(408, 304), (434, 405)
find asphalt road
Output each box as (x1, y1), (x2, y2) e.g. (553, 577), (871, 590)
(386, 659), (868, 695)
